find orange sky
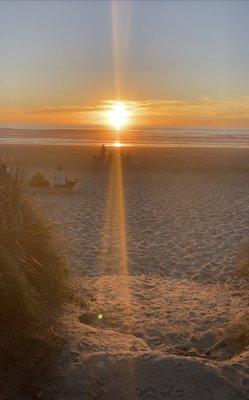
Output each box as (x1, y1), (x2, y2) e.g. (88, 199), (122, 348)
(1, 98), (249, 129)
(1, 2), (249, 129)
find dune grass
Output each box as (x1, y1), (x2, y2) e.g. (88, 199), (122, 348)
(223, 242), (249, 354)
(0, 161), (67, 324)
(238, 241), (249, 281)
(224, 314), (249, 352)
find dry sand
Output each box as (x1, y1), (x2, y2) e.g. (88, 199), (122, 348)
(3, 145), (249, 399)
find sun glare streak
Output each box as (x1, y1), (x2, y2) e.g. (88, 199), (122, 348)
(98, 149), (131, 278)
(96, 149), (134, 389)
(96, 2), (136, 396)
(111, 1), (132, 99)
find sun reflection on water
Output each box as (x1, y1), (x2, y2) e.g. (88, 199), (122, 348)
(112, 141), (123, 147)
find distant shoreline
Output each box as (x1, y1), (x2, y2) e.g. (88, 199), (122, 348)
(0, 126), (249, 148)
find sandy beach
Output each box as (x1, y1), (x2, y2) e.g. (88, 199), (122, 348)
(2, 144), (247, 399)
(2, 0), (249, 398)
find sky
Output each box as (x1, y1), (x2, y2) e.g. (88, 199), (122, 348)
(1, 0), (249, 128)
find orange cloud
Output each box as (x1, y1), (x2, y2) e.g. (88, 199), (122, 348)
(1, 98), (249, 128)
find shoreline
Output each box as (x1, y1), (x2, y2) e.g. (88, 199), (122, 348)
(0, 126), (249, 149)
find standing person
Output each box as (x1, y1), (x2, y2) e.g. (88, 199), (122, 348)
(54, 165), (67, 187)
(99, 144), (106, 162)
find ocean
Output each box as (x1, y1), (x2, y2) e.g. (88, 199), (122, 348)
(0, 127), (248, 148)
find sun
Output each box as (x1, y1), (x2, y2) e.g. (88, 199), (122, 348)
(108, 102), (128, 131)
(113, 141), (123, 147)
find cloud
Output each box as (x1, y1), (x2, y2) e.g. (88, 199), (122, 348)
(24, 106), (88, 114)
(10, 97), (249, 127)
(124, 98), (249, 121)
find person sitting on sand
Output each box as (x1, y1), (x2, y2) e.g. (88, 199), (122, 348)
(54, 165), (78, 188)
(29, 172), (49, 187)
(55, 165), (67, 187)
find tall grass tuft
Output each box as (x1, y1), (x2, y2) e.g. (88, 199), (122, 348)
(0, 160), (67, 323)
(224, 314), (249, 351)
(238, 241), (249, 281)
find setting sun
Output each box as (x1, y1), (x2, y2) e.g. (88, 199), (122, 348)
(112, 141), (123, 147)
(108, 102), (128, 131)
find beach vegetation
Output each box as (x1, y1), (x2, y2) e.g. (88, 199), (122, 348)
(238, 241), (249, 281)
(0, 161), (67, 324)
(224, 314), (249, 352)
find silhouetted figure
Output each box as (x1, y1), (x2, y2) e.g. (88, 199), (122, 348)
(30, 172), (49, 187)
(91, 145), (116, 171)
(99, 144), (107, 162)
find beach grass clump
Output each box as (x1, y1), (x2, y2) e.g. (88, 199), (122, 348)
(0, 162), (67, 323)
(224, 314), (249, 351)
(237, 241), (249, 281)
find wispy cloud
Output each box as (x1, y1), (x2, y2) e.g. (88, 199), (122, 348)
(24, 97), (249, 116)
(126, 98), (249, 118)
(3, 98), (249, 127)
(24, 106), (88, 115)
